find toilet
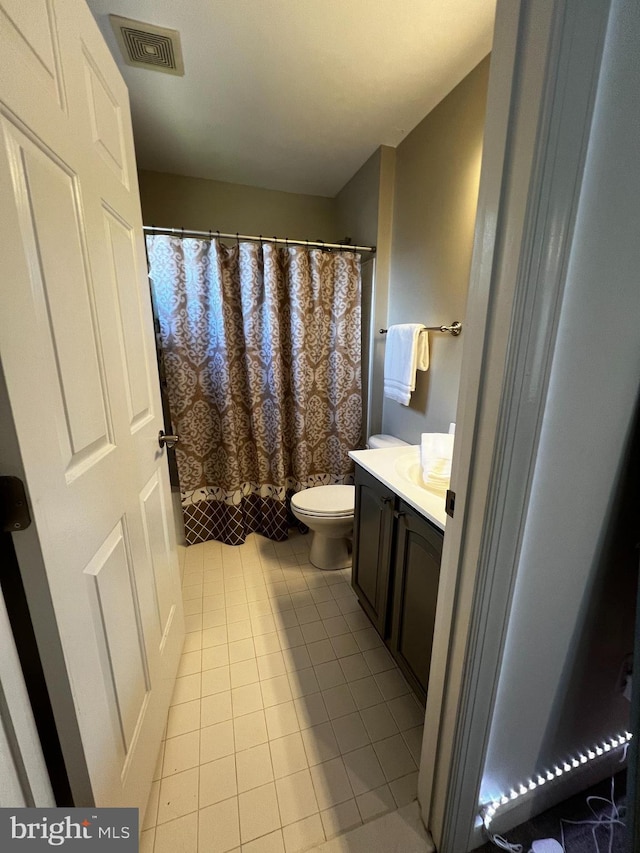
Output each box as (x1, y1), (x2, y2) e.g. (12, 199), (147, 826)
(290, 435), (409, 570)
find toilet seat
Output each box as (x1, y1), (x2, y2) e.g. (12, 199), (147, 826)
(291, 485), (355, 518)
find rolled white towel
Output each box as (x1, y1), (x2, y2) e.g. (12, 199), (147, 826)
(420, 433), (454, 491)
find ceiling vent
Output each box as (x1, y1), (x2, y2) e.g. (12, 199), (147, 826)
(109, 15), (184, 76)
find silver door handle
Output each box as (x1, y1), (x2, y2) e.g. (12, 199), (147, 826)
(158, 430), (180, 449)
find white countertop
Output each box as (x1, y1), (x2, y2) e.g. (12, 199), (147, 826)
(349, 446), (447, 531)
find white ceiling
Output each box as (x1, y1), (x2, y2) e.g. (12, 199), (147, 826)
(86, 0), (496, 197)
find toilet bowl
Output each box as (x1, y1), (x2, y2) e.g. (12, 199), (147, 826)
(291, 435), (409, 571)
(290, 485), (355, 570)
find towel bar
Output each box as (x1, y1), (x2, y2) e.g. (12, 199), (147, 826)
(379, 322), (462, 336)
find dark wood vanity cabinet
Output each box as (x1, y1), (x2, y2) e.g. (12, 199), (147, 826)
(351, 466), (396, 637)
(351, 464), (443, 704)
(389, 500), (442, 704)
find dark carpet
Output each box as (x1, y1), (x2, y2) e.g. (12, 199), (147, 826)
(473, 772), (627, 853)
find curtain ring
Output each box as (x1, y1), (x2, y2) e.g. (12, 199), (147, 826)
(259, 234), (263, 248)
(236, 232), (239, 247)
(208, 229), (212, 241)
(181, 226), (184, 238)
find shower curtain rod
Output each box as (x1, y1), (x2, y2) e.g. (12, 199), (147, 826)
(143, 225), (376, 253)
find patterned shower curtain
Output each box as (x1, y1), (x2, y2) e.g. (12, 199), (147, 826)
(147, 236), (362, 546)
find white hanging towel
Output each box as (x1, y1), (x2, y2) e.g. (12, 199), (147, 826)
(383, 324), (429, 405)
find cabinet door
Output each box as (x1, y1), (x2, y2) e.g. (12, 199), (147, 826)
(390, 502), (443, 703)
(351, 466), (396, 637)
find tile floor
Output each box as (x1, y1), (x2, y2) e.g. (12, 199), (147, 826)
(141, 531), (425, 853)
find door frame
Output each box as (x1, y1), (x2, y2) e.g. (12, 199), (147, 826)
(415, 0), (615, 850)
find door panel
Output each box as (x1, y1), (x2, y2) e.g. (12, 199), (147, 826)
(0, 0), (184, 812)
(102, 205), (153, 430)
(4, 121), (113, 470)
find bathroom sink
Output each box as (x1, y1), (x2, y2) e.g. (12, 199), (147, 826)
(394, 447), (449, 496)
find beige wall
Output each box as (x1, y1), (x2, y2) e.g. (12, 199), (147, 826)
(383, 57), (490, 442)
(138, 170), (338, 240)
(335, 146), (395, 443)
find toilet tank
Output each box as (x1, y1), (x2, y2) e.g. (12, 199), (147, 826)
(367, 434), (409, 449)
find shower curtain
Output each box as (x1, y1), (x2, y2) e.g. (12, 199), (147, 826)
(147, 235), (362, 546)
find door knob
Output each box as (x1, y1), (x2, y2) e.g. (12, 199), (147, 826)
(158, 430), (180, 449)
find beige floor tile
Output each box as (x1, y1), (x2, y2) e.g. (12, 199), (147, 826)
(200, 720), (235, 764)
(355, 784), (395, 822)
(231, 683), (264, 717)
(238, 782), (281, 843)
(202, 665), (232, 697)
(331, 712), (370, 754)
(157, 767), (199, 824)
(166, 699), (200, 738)
(387, 695), (424, 731)
(163, 730), (200, 776)
(287, 668), (320, 699)
(258, 651), (287, 680)
(316, 600), (341, 620)
(241, 829), (285, 853)
(178, 650), (202, 676)
(252, 614), (278, 636)
(402, 725), (424, 764)
(202, 643), (230, 670)
(226, 589), (249, 607)
(282, 646), (312, 674)
(228, 620), (253, 642)
(265, 701), (300, 740)
(320, 798), (362, 839)
(253, 632), (281, 656)
(277, 626), (305, 650)
(203, 609), (228, 629)
(198, 796), (240, 852)
(293, 693), (328, 731)
(307, 640), (336, 666)
(314, 661), (345, 691)
(322, 685), (357, 720)
(300, 722), (340, 767)
(183, 632), (203, 654)
(201, 691), (233, 727)
(342, 745), (386, 796)
(231, 658), (260, 688)
(309, 757), (353, 810)
(139, 828), (155, 853)
(261, 675), (293, 708)
(329, 633), (360, 660)
(228, 604), (252, 623)
(372, 734), (417, 782)
(236, 742), (274, 792)
(338, 654), (370, 683)
(171, 673), (201, 706)
(184, 614), (203, 633)
(229, 637), (256, 663)
(234, 709), (268, 751)
(154, 812), (197, 853)
(300, 621), (328, 644)
(359, 703), (399, 743)
(281, 813), (325, 853)
(374, 669), (410, 701)
(389, 771), (419, 808)
(203, 625), (228, 648)
(203, 593), (225, 613)
(184, 599), (204, 616)
(269, 732), (309, 779)
(275, 768), (319, 826)
(199, 754), (237, 808)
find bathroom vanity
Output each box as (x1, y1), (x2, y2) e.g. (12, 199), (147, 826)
(348, 446), (447, 705)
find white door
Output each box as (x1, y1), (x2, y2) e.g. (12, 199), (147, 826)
(0, 583), (55, 808)
(0, 0), (184, 812)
